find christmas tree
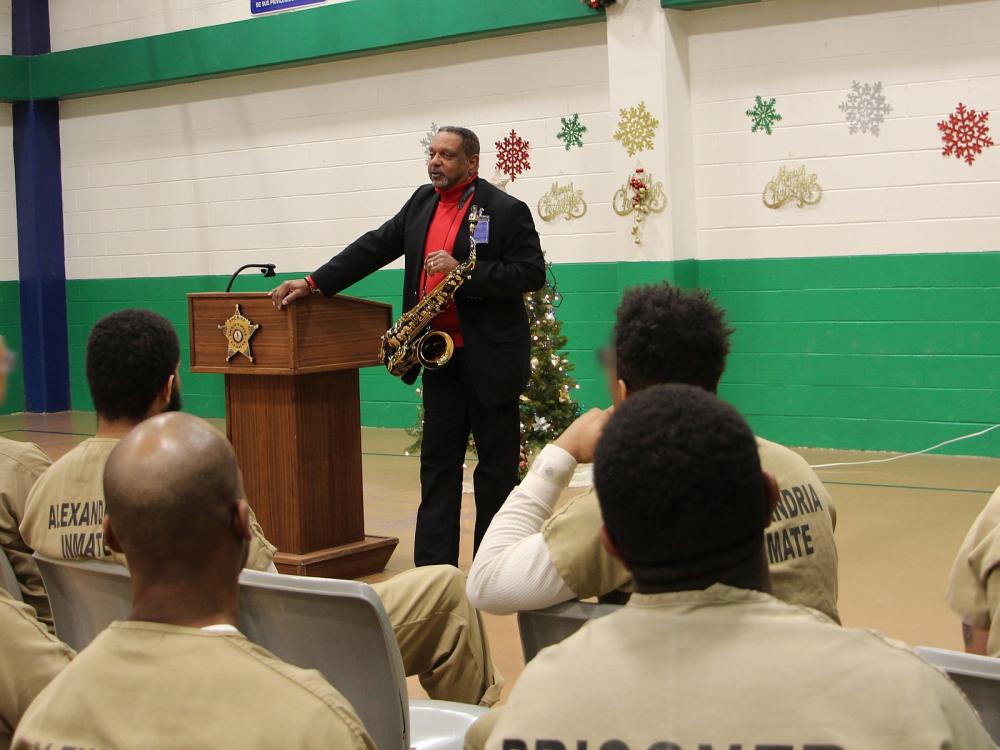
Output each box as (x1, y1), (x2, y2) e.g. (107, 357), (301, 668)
(406, 271), (581, 471)
(519, 280), (581, 460)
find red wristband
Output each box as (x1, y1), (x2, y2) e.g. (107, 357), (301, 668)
(305, 275), (318, 291)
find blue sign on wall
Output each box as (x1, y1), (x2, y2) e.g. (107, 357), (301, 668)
(251, 0), (325, 14)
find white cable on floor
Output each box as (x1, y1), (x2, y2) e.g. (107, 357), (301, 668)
(811, 423), (1000, 469)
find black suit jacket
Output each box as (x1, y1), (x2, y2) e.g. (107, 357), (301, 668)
(310, 177), (546, 406)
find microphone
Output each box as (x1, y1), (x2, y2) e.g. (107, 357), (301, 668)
(226, 263), (277, 293)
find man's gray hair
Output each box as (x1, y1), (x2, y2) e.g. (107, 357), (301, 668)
(437, 126), (480, 158)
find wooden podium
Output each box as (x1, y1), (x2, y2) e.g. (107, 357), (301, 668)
(187, 292), (399, 578)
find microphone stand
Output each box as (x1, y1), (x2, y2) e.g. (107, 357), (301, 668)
(226, 263), (277, 293)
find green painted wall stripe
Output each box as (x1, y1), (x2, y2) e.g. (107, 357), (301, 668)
(660, 0), (761, 9)
(2, 0), (603, 102)
(63, 252), (1000, 458)
(0, 281), (24, 415)
(0, 56), (30, 102)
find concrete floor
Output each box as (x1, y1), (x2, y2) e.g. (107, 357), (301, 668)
(8, 412), (999, 703)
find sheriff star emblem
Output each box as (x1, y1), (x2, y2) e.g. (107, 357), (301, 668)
(218, 304), (260, 362)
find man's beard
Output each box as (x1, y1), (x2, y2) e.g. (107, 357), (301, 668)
(166, 381), (182, 412)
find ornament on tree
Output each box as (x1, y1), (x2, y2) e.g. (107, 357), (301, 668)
(612, 167), (667, 244)
(557, 113), (587, 150)
(420, 122), (439, 160)
(613, 101), (659, 157)
(537, 181), (587, 222)
(939, 102), (994, 166)
(495, 129), (531, 182)
(746, 95), (782, 135)
(839, 81), (891, 136)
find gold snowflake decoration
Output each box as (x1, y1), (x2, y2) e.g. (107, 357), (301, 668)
(613, 101), (660, 157)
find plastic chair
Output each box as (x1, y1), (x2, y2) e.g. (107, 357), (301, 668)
(33, 557), (483, 749)
(0, 550), (22, 601)
(517, 599), (620, 663)
(915, 646), (1000, 744)
(237, 569), (486, 750)
(34, 554), (132, 650)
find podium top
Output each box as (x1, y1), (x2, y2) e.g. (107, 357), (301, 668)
(188, 292), (392, 375)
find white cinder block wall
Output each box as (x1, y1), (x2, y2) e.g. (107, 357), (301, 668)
(688, 0), (1000, 261)
(59, 23), (615, 280)
(0, 0), (10, 56)
(0, 105), (18, 282)
(52, 0), (358, 52)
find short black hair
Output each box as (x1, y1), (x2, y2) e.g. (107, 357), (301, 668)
(594, 384), (767, 573)
(614, 282), (733, 393)
(86, 309), (180, 422)
(437, 126), (480, 158)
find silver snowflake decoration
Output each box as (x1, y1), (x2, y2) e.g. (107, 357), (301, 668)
(532, 416), (551, 432)
(839, 81), (892, 136)
(420, 122), (439, 159)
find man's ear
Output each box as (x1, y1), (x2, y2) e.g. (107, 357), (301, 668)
(613, 378), (629, 406)
(600, 525), (624, 563)
(469, 153), (480, 175)
(153, 373), (175, 413)
(762, 471), (780, 529)
(233, 499), (252, 542)
(103, 515), (124, 554)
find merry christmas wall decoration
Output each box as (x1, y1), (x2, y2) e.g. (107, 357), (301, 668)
(762, 165), (822, 210)
(746, 95), (782, 135)
(538, 181), (587, 222)
(938, 103), (994, 166)
(613, 168), (667, 244)
(613, 101), (660, 157)
(557, 113), (587, 150)
(495, 129), (531, 182)
(839, 81), (892, 136)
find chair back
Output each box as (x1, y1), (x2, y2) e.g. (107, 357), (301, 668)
(517, 600), (620, 663)
(915, 646), (1000, 743)
(34, 554), (131, 650)
(238, 569), (410, 750)
(0, 550), (21, 601)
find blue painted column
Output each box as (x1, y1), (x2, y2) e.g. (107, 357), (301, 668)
(12, 0), (70, 412)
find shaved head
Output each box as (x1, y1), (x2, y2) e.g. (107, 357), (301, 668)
(104, 412), (245, 573)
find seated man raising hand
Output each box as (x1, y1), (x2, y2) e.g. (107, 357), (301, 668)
(472, 386), (993, 750)
(469, 283), (840, 623)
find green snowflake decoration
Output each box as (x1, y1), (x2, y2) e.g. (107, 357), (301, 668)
(613, 101), (660, 157)
(746, 95), (782, 135)
(556, 113), (587, 150)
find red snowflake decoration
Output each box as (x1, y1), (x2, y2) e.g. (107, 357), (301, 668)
(939, 102), (994, 166)
(495, 129), (531, 182)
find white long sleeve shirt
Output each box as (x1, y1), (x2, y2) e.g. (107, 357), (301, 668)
(467, 445), (581, 614)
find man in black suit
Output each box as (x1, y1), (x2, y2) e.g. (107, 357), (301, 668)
(270, 126), (545, 566)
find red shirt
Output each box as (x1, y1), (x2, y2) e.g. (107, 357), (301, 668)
(419, 174), (476, 348)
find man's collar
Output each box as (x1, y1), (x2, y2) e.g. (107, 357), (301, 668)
(435, 173), (478, 200)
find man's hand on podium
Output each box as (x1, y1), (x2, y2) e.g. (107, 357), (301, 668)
(270, 278), (311, 309)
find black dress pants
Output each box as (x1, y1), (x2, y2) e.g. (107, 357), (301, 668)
(415, 349), (520, 567)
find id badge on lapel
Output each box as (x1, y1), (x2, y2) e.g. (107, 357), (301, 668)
(472, 215), (489, 245)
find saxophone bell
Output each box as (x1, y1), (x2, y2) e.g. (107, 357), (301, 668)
(415, 330), (455, 370)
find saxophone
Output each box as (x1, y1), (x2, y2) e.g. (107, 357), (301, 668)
(379, 206), (482, 377)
